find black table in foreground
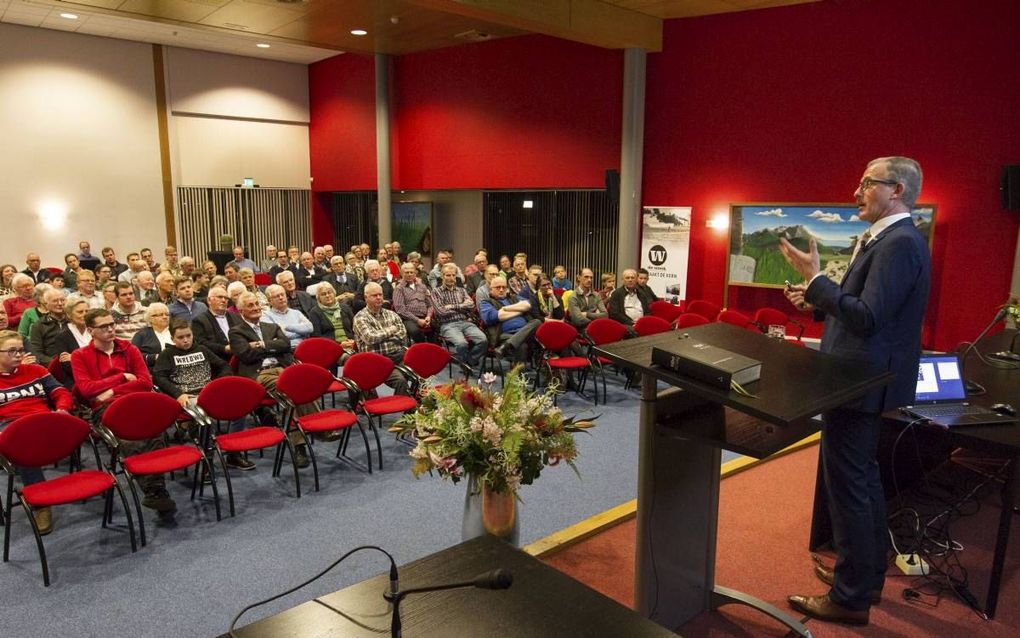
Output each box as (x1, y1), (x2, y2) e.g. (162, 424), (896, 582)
(223, 535), (678, 637)
(594, 322), (894, 637)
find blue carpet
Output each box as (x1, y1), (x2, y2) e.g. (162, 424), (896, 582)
(0, 370), (739, 636)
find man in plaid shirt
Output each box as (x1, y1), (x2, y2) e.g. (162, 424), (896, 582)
(392, 262), (434, 343)
(431, 264), (487, 370)
(353, 282), (409, 395)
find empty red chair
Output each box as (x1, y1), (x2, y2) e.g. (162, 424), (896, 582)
(101, 392), (221, 546)
(675, 313), (710, 329)
(399, 342), (453, 398)
(584, 318), (629, 402)
(339, 352), (418, 471)
(685, 300), (721, 322)
(634, 315), (672, 337)
(196, 377), (297, 516)
(0, 413), (137, 586)
(753, 307), (805, 340)
(277, 364), (367, 486)
(294, 337), (349, 406)
(649, 300), (683, 324)
(534, 321), (596, 404)
(717, 309), (758, 331)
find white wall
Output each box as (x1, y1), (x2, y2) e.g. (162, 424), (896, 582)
(0, 23), (167, 268)
(166, 47), (310, 188)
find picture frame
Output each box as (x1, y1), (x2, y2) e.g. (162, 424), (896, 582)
(727, 202), (936, 288)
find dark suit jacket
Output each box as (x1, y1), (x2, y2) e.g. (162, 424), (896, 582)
(294, 266), (328, 290)
(607, 286), (651, 326)
(806, 217), (930, 413)
(131, 326), (168, 367)
(321, 271), (360, 298)
(22, 268), (52, 284)
(268, 264), (296, 283)
(191, 310), (242, 360)
(228, 320), (294, 379)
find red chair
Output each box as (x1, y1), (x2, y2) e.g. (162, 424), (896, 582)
(685, 300), (721, 322)
(584, 318), (629, 402)
(649, 300), (683, 324)
(0, 413), (137, 586)
(254, 273), (272, 286)
(534, 322), (596, 404)
(634, 315), (672, 337)
(717, 309), (758, 331)
(195, 377), (298, 517)
(294, 337), (349, 406)
(753, 307), (805, 340)
(100, 393), (221, 546)
(675, 312), (710, 329)
(399, 342), (453, 398)
(339, 352), (418, 471)
(277, 364), (367, 487)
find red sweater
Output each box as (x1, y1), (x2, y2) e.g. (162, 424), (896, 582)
(3, 296), (34, 331)
(69, 339), (152, 405)
(0, 364), (73, 422)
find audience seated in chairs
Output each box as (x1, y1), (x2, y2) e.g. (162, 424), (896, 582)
(263, 284), (315, 349)
(320, 255), (359, 306)
(0, 329), (73, 535)
(431, 263), (487, 372)
(294, 251), (327, 291)
(354, 260), (393, 313)
(69, 308), (177, 521)
(392, 262), (435, 343)
(275, 269), (317, 319)
(110, 281), (147, 342)
(15, 281), (50, 340)
(473, 264), (501, 314)
(53, 298), (91, 383)
(192, 285), (240, 361)
(28, 287), (68, 366)
(607, 268), (650, 334)
(567, 268), (608, 330)
(308, 285), (356, 361)
(479, 275), (541, 364)
(168, 277), (208, 323)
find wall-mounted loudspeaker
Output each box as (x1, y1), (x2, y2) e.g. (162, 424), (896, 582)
(1002, 165), (1020, 210)
(605, 169), (620, 206)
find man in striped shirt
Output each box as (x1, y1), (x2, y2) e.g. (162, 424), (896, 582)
(353, 282), (409, 395)
(392, 262), (434, 343)
(432, 264), (487, 370)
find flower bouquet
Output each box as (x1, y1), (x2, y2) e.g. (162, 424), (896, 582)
(390, 367), (596, 497)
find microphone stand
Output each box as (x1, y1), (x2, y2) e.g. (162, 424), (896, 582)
(959, 305), (1008, 395)
(383, 569), (513, 638)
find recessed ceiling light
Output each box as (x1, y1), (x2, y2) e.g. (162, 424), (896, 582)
(351, 29), (368, 36)
(256, 43), (271, 49)
(59, 13), (78, 20)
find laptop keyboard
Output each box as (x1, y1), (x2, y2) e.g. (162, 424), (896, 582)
(912, 404), (988, 417)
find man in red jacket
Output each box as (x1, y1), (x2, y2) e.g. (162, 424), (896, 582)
(0, 329), (73, 535)
(70, 309), (176, 519)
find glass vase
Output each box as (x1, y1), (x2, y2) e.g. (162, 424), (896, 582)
(462, 474), (520, 546)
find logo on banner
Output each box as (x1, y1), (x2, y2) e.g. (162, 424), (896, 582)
(648, 245), (667, 266)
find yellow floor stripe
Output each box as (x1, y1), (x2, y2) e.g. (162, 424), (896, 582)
(524, 431), (821, 557)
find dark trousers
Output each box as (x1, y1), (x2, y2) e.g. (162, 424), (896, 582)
(820, 408), (887, 610)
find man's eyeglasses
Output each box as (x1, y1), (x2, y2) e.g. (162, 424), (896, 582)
(0, 348), (27, 357)
(859, 177), (898, 191)
(90, 322), (116, 331)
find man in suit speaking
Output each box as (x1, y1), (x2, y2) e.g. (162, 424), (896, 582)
(779, 156), (930, 626)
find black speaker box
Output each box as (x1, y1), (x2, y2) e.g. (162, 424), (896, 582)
(1002, 165), (1020, 210)
(605, 169), (620, 206)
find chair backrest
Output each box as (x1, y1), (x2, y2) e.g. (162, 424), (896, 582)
(0, 413), (91, 468)
(717, 309), (756, 330)
(685, 300), (721, 322)
(254, 273), (272, 286)
(648, 300), (683, 323)
(753, 307), (788, 328)
(277, 363), (334, 405)
(535, 320), (580, 353)
(197, 376), (269, 420)
(634, 315), (672, 337)
(294, 337), (345, 369)
(47, 356), (66, 384)
(585, 318), (628, 346)
(102, 392), (184, 441)
(402, 343), (452, 379)
(675, 312), (710, 329)
(341, 352), (396, 392)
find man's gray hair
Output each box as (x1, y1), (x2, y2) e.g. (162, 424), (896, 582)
(10, 273), (32, 288)
(265, 284), (284, 297)
(363, 281), (382, 295)
(869, 156), (923, 208)
(144, 302), (168, 323)
(237, 291), (259, 308)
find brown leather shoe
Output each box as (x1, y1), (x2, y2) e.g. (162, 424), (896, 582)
(33, 507), (53, 536)
(788, 594), (869, 625)
(814, 562), (882, 604)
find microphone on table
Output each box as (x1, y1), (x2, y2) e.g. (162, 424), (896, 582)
(383, 568), (513, 638)
(958, 303), (1009, 395)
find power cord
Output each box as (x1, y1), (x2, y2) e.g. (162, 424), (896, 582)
(227, 545), (397, 637)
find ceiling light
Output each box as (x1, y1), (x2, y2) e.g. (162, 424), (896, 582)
(59, 13), (78, 20)
(256, 43), (271, 49)
(351, 29), (368, 36)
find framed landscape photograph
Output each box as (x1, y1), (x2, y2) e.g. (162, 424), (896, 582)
(727, 203), (936, 287)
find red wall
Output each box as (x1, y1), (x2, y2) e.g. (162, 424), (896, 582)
(390, 35), (622, 190)
(643, 0), (1020, 350)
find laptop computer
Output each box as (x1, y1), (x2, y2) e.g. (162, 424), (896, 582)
(901, 354), (1015, 427)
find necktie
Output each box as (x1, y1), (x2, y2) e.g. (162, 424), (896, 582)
(850, 230), (872, 266)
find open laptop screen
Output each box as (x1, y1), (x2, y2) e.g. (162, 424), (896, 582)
(915, 354), (967, 403)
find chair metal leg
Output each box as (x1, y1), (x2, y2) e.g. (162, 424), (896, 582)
(281, 440), (302, 499)
(123, 475), (146, 547)
(2, 477), (14, 562)
(215, 448), (236, 517)
(20, 500), (50, 586)
(197, 458), (222, 522)
(306, 432), (321, 493)
(111, 480), (138, 553)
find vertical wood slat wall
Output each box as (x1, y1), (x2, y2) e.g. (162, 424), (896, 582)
(483, 190), (618, 280)
(329, 191), (379, 252)
(176, 187), (312, 259)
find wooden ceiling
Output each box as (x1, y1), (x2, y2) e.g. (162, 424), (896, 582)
(49, 0), (820, 56)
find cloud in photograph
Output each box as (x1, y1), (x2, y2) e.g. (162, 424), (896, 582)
(754, 208), (786, 217)
(807, 209), (846, 224)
